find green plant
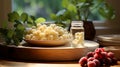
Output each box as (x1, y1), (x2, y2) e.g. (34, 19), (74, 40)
(0, 11), (46, 46)
(51, 9), (75, 28)
(51, 0), (115, 27)
(71, 0), (115, 20)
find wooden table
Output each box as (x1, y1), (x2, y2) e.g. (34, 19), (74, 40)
(0, 59), (120, 67)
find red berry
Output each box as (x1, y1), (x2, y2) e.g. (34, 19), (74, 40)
(101, 48), (105, 52)
(101, 52), (107, 59)
(98, 59), (104, 66)
(94, 53), (103, 59)
(94, 53), (99, 59)
(93, 59), (100, 67)
(111, 57), (118, 65)
(79, 57), (87, 66)
(87, 57), (94, 62)
(104, 58), (112, 65)
(87, 61), (96, 67)
(95, 48), (104, 54)
(79, 48), (118, 67)
(107, 52), (114, 59)
(87, 52), (95, 58)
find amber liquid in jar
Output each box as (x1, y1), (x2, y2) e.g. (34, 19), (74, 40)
(71, 26), (84, 36)
(70, 21), (84, 36)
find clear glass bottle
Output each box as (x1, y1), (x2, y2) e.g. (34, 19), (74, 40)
(70, 21), (84, 47)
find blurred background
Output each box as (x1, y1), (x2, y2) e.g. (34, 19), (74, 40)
(12, 0), (104, 21)
(0, 0), (120, 35)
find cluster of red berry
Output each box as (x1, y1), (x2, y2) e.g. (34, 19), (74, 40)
(79, 48), (117, 67)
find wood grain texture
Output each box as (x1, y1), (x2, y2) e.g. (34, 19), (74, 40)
(0, 60), (120, 67)
(0, 44), (87, 61)
(0, 40), (99, 61)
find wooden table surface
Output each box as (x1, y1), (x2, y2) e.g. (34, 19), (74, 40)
(0, 59), (120, 67)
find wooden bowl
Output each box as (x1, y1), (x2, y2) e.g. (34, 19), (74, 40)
(0, 40), (99, 61)
(0, 44), (87, 61)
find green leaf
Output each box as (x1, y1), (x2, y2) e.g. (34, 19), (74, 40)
(77, 3), (84, 8)
(27, 21), (33, 25)
(12, 37), (20, 46)
(62, 0), (69, 8)
(21, 13), (28, 22)
(15, 20), (22, 24)
(30, 16), (36, 21)
(106, 4), (115, 19)
(67, 4), (76, 12)
(30, 16), (36, 26)
(7, 30), (14, 38)
(8, 13), (15, 22)
(98, 4), (115, 20)
(98, 7), (107, 18)
(98, 0), (104, 3)
(27, 16), (33, 23)
(35, 17), (46, 24)
(15, 29), (24, 41)
(16, 24), (25, 30)
(56, 9), (66, 16)
(27, 16), (35, 26)
(50, 13), (57, 20)
(55, 21), (67, 28)
(8, 11), (20, 22)
(33, 21), (37, 27)
(13, 11), (20, 20)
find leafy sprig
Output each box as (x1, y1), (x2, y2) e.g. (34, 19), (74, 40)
(0, 11), (46, 46)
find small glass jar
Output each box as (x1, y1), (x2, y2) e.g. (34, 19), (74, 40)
(70, 21), (84, 36)
(70, 21), (84, 47)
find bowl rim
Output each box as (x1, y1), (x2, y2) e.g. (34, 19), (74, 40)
(97, 34), (120, 43)
(0, 42), (85, 50)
